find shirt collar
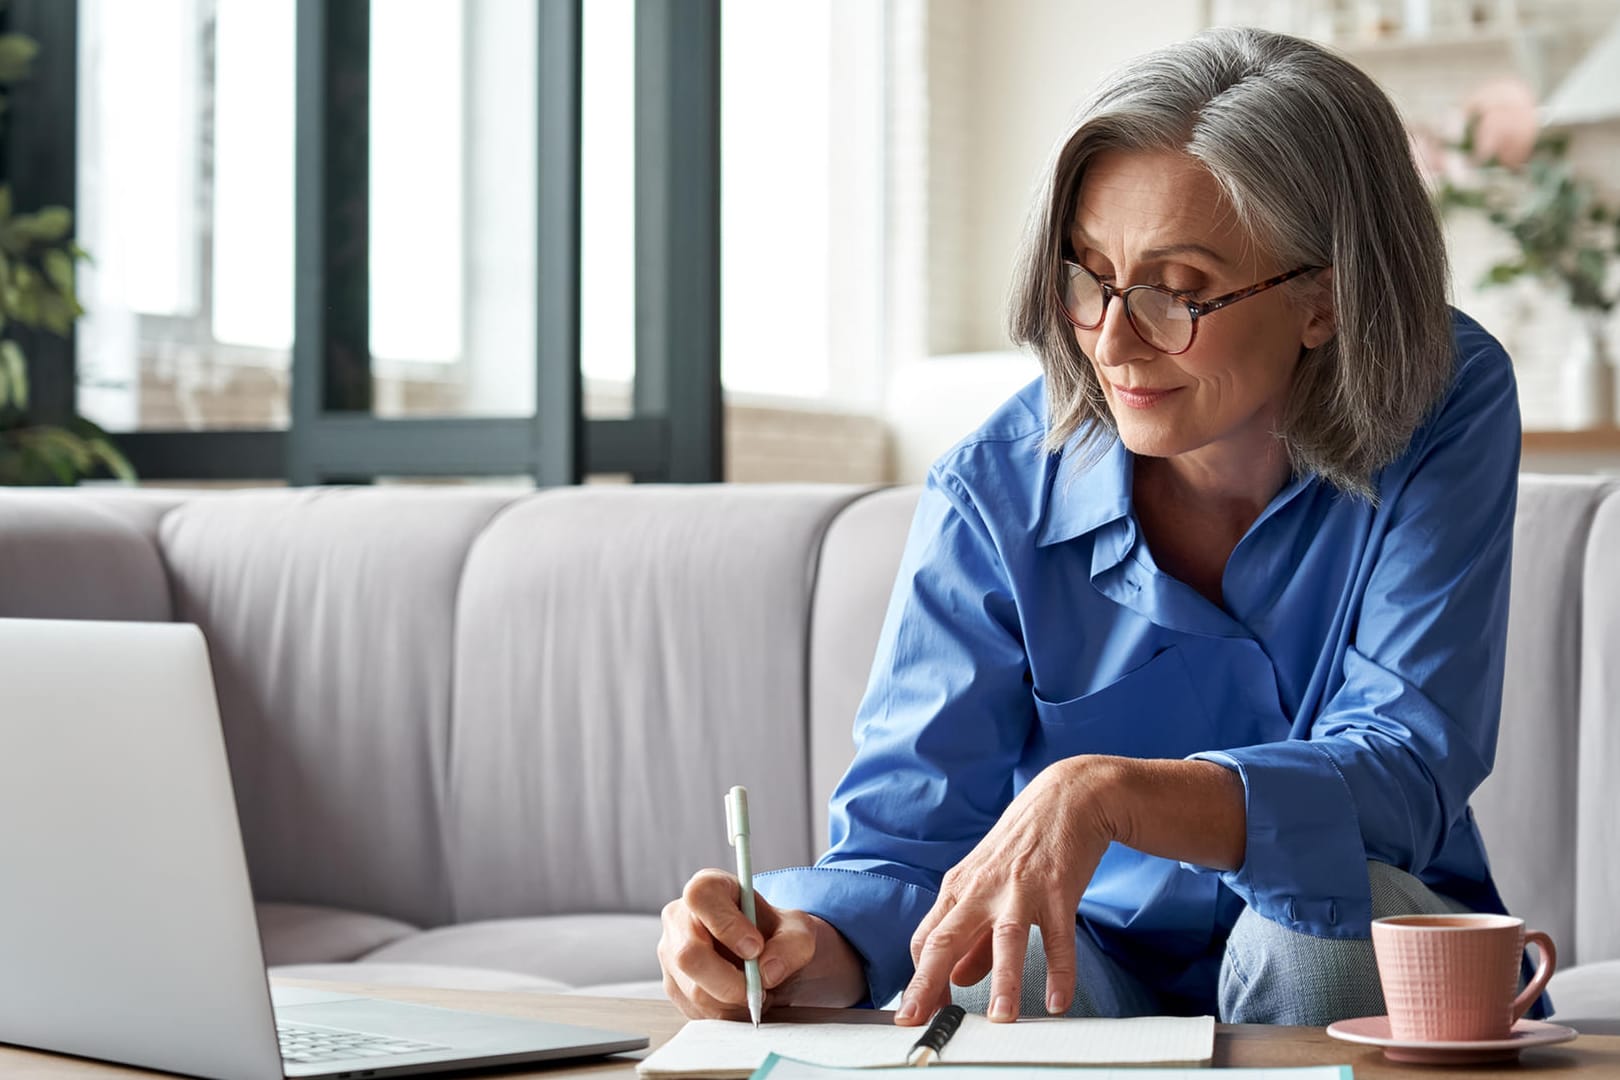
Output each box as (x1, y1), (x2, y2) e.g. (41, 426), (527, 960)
(1035, 430), (1132, 548)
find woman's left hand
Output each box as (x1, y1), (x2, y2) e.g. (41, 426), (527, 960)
(896, 755), (1121, 1025)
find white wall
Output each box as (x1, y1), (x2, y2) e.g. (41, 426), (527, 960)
(935, 0), (1206, 355)
(885, 1), (1204, 481)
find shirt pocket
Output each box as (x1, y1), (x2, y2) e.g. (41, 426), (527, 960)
(1028, 645), (1216, 763)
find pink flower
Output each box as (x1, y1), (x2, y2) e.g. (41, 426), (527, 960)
(1462, 76), (1539, 169)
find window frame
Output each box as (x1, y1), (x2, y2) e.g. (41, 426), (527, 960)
(12, 0), (723, 484)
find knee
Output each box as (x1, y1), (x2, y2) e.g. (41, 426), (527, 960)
(1219, 885), (1387, 1025)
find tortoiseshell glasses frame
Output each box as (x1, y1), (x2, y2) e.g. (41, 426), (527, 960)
(1057, 260), (1326, 355)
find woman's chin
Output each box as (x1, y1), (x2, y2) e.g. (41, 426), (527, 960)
(1113, 421), (1193, 460)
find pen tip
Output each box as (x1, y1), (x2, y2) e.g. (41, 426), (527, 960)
(750, 998), (762, 1028)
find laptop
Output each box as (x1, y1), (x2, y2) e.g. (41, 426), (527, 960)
(0, 617), (650, 1080)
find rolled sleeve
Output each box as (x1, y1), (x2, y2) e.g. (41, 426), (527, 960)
(1188, 742), (1369, 936)
(1193, 331), (1519, 939)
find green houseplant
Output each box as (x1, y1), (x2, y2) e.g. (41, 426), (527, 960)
(1430, 85), (1620, 428)
(0, 26), (132, 484)
(1434, 124), (1619, 315)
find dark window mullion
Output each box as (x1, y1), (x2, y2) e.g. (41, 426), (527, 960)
(535, 0), (583, 485)
(634, 0), (722, 483)
(3, 0), (79, 428)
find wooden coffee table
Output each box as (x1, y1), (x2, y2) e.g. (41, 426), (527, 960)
(1, 980), (1616, 1078)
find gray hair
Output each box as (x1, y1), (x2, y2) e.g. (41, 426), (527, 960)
(1009, 26), (1454, 499)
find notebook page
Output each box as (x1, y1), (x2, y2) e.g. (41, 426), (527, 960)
(637, 1020), (915, 1078)
(635, 1014), (1216, 1079)
(944, 1013), (1216, 1065)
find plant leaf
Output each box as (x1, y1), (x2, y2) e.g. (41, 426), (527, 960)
(0, 33), (39, 82)
(0, 337), (25, 411)
(86, 436), (135, 482)
(42, 247), (72, 292)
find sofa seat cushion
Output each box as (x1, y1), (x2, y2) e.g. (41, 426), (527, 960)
(257, 902), (419, 965)
(1548, 960), (1620, 1031)
(567, 981), (668, 999)
(271, 962), (570, 994)
(360, 914), (663, 987)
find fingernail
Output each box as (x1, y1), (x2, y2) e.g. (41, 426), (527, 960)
(1047, 991), (1064, 1014)
(740, 936), (761, 959)
(990, 995), (1015, 1021)
(762, 958), (785, 986)
(896, 997), (918, 1022)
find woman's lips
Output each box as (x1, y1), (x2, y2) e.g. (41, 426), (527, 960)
(1111, 385), (1182, 410)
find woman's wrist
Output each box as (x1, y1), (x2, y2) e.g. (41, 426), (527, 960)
(781, 913), (867, 1008)
(1064, 754), (1246, 871)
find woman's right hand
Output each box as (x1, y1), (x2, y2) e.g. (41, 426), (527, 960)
(658, 868), (867, 1019)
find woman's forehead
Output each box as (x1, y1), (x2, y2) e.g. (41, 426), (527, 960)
(1067, 151), (1244, 259)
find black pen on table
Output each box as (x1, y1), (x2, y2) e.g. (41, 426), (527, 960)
(906, 1004), (966, 1067)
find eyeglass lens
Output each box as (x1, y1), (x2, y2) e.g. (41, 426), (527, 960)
(1062, 264), (1193, 353)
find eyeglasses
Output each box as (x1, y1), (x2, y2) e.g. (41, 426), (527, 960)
(1056, 261), (1324, 355)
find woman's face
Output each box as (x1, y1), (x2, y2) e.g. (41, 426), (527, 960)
(1067, 149), (1333, 466)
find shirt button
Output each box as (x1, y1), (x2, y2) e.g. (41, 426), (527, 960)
(1327, 901), (1338, 925)
(1286, 899), (1298, 922)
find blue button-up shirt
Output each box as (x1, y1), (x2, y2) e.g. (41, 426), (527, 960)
(761, 309), (1522, 1012)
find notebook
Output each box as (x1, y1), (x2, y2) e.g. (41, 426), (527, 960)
(635, 1013), (1216, 1078)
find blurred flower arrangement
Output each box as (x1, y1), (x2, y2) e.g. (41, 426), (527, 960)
(1422, 76), (1620, 315)
(0, 22), (132, 484)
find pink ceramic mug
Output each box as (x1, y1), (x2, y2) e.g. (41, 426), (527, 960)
(1371, 913), (1556, 1042)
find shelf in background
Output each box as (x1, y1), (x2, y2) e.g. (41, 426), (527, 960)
(1523, 429), (1620, 452)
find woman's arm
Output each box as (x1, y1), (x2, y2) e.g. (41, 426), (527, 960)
(1187, 324), (1520, 936)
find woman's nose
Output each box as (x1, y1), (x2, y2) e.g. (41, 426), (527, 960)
(1091, 295), (1151, 367)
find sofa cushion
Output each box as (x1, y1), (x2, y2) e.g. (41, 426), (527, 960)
(270, 962), (570, 994)
(1473, 475), (1613, 964)
(567, 981), (668, 999)
(807, 487), (920, 851)
(0, 491), (177, 621)
(444, 485), (870, 922)
(159, 488), (522, 927)
(360, 914), (664, 989)
(256, 902), (419, 966)
(1579, 494), (1620, 967)
(1548, 960), (1620, 1032)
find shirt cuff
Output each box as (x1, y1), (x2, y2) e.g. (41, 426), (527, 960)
(1187, 743), (1373, 938)
(756, 865), (939, 1008)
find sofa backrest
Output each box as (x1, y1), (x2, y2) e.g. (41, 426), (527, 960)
(1577, 494), (1620, 966)
(441, 484), (867, 922)
(0, 474), (1613, 960)
(1479, 475), (1613, 966)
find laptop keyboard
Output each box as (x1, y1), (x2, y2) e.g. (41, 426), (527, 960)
(277, 1020), (451, 1064)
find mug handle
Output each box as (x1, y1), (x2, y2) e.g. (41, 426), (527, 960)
(1510, 930), (1557, 1022)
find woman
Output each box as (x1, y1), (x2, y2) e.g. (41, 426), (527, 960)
(658, 26), (1526, 1025)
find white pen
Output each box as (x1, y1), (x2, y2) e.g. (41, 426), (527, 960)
(724, 785), (764, 1027)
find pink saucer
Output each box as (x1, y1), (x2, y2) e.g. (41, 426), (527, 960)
(1325, 1015), (1579, 1064)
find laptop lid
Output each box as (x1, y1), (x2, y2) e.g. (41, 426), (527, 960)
(0, 618), (286, 1080)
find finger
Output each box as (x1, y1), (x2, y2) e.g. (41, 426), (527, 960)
(909, 887), (958, 967)
(756, 910), (817, 990)
(986, 916), (1031, 1022)
(1038, 909), (1078, 1016)
(900, 905), (982, 1025)
(668, 911), (752, 1008)
(949, 932), (994, 988)
(684, 869), (764, 961)
(684, 981), (755, 1023)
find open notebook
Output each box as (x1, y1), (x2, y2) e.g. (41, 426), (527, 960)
(636, 1014), (1216, 1079)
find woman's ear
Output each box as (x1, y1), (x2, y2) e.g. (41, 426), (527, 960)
(1300, 267), (1336, 349)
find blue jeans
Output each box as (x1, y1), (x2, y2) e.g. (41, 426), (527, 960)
(946, 861), (1469, 1024)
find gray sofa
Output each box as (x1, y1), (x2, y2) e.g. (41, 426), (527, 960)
(0, 477), (1614, 1026)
